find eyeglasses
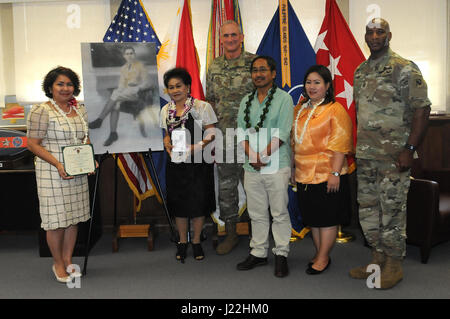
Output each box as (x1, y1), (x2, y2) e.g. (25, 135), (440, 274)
(251, 68), (270, 74)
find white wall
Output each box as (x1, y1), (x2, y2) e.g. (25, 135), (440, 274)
(350, 0), (447, 112)
(143, 0), (326, 88)
(0, 0), (448, 112)
(10, 0), (111, 102)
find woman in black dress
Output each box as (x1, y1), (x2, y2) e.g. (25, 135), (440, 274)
(160, 68), (217, 262)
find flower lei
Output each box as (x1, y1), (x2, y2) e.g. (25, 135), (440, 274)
(49, 98), (88, 144)
(244, 84), (277, 132)
(294, 98), (325, 145)
(167, 96), (194, 133)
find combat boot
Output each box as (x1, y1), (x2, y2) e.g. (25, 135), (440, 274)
(216, 221), (239, 255)
(349, 249), (385, 279)
(377, 256), (403, 289)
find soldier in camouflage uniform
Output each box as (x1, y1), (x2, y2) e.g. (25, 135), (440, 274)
(350, 18), (431, 289)
(206, 20), (256, 254)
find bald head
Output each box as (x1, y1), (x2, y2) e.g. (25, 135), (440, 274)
(366, 18), (390, 33)
(365, 18), (392, 58)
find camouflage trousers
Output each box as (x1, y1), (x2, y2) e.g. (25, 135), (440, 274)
(357, 159), (410, 258)
(217, 162), (244, 224)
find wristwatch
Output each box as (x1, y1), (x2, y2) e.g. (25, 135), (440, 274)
(260, 154), (270, 164)
(330, 171), (340, 177)
(404, 143), (416, 152)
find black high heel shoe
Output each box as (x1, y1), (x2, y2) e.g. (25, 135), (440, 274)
(176, 243), (188, 263)
(192, 243), (204, 261)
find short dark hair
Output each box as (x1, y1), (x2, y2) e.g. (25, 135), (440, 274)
(42, 66), (81, 98)
(251, 55), (277, 72)
(163, 68), (192, 88)
(123, 46), (135, 54)
(302, 64), (335, 105)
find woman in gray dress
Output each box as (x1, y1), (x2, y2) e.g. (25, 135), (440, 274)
(27, 67), (95, 283)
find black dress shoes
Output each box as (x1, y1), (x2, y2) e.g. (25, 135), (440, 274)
(274, 255), (289, 278)
(88, 118), (103, 129)
(103, 132), (118, 146)
(306, 258), (331, 275)
(237, 254), (268, 270)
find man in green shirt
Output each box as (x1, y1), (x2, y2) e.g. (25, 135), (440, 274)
(236, 56), (293, 278)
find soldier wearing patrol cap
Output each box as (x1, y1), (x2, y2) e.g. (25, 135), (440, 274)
(206, 20), (256, 255)
(350, 18), (431, 289)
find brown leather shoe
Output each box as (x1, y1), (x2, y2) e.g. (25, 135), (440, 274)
(377, 256), (403, 289)
(216, 221), (239, 255)
(274, 255), (289, 278)
(349, 249), (385, 279)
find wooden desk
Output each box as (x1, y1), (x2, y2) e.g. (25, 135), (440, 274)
(0, 161), (102, 257)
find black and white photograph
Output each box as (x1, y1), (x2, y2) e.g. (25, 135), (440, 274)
(81, 42), (163, 154)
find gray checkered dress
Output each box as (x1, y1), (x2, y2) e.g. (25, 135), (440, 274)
(27, 102), (90, 231)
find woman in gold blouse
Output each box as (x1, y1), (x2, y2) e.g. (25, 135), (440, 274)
(292, 65), (353, 275)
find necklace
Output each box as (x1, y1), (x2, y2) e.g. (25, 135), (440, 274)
(244, 84), (277, 132)
(51, 99), (71, 114)
(294, 98), (325, 145)
(49, 98), (89, 144)
(167, 96), (194, 133)
(61, 106), (72, 115)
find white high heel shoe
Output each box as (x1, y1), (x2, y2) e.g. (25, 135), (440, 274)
(52, 265), (70, 283)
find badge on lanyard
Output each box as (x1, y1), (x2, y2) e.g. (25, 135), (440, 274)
(171, 128), (187, 163)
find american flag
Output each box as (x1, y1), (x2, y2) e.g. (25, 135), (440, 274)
(104, 0), (161, 51)
(103, 0), (164, 209)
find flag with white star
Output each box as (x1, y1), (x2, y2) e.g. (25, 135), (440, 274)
(314, 0), (365, 171)
(103, 0), (161, 52)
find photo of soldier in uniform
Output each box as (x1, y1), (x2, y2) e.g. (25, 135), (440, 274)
(81, 42), (162, 154)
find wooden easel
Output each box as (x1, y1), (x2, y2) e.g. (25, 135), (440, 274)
(217, 222), (250, 236)
(112, 195), (153, 252)
(112, 149), (176, 252)
(83, 149), (175, 275)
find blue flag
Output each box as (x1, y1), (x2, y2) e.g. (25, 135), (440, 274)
(104, 0), (167, 198)
(256, 1), (315, 105)
(256, 1), (316, 238)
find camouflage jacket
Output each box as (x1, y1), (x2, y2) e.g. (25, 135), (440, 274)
(206, 51), (256, 133)
(354, 48), (431, 161)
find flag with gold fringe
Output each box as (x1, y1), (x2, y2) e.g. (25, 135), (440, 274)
(256, 0), (316, 239)
(157, 0), (205, 101)
(103, 0), (163, 210)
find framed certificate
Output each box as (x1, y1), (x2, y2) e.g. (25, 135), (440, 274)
(62, 144), (95, 176)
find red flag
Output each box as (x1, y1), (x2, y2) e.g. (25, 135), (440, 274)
(314, 0), (365, 172)
(176, 0), (205, 100)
